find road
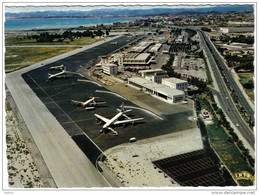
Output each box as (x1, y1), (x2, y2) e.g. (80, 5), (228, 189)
(201, 31), (254, 121)
(5, 35), (124, 188)
(198, 30), (254, 150)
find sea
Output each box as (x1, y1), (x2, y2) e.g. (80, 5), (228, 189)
(5, 17), (139, 31)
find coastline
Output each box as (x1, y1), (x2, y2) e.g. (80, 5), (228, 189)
(4, 17), (142, 32)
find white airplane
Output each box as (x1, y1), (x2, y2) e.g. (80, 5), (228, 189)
(49, 64), (64, 70)
(47, 67), (67, 81)
(71, 96), (106, 110)
(95, 102), (144, 136)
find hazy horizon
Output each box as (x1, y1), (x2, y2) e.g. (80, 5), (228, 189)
(5, 5), (234, 13)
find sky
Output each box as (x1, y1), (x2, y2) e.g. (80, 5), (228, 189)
(5, 5), (215, 13)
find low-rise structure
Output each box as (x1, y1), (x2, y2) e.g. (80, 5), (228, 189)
(123, 53), (152, 67)
(102, 64), (118, 75)
(128, 77), (185, 103)
(148, 44), (162, 54)
(162, 77), (188, 90)
(139, 69), (165, 77)
(139, 69), (168, 84)
(220, 27), (254, 34)
(129, 42), (153, 53)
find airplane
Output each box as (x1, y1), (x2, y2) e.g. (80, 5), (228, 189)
(71, 96), (106, 110)
(49, 64), (65, 71)
(95, 102), (144, 136)
(47, 66), (67, 81)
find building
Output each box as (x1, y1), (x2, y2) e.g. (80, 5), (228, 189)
(123, 53), (152, 67)
(129, 42), (153, 53)
(148, 44), (162, 54)
(128, 77), (185, 103)
(162, 77), (188, 90)
(220, 27), (254, 34)
(162, 45), (171, 54)
(102, 64), (118, 75)
(139, 69), (168, 84)
(168, 38), (175, 44)
(111, 53), (124, 66)
(145, 73), (169, 84)
(139, 69), (166, 77)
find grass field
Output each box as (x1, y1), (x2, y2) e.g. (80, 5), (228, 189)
(5, 47), (76, 73)
(198, 97), (254, 186)
(206, 124), (254, 186)
(5, 35), (103, 46)
(238, 73), (254, 103)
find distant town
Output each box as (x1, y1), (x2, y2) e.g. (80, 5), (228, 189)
(4, 4), (255, 190)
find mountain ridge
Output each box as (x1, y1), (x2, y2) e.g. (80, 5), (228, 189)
(6, 5), (253, 18)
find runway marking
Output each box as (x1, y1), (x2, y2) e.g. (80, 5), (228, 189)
(29, 81), (82, 91)
(67, 107), (81, 115)
(15, 78), (87, 187)
(44, 99), (68, 104)
(66, 71), (85, 78)
(50, 87), (72, 98)
(60, 113), (115, 125)
(77, 79), (102, 87)
(27, 75), (106, 157)
(61, 117), (95, 125)
(94, 133), (105, 141)
(95, 90), (127, 100)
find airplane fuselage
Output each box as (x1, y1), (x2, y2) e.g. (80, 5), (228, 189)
(82, 98), (94, 107)
(48, 71), (65, 80)
(103, 112), (123, 129)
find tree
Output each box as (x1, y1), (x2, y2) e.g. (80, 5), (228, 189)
(106, 29), (110, 36)
(243, 80), (254, 89)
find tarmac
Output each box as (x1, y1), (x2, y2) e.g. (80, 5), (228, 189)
(5, 33), (197, 188)
(5, 34), (125, 188)
(102, 128), (204, 187)
(20, 34), (196, 163)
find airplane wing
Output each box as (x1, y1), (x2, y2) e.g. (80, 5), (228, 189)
(95, 102), (106, 105)
(71, 100), (84, 106)
(114, 118), (144, 125)
(94, 114), (110, 123)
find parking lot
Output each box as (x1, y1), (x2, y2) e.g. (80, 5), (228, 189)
(153, 149), (236, 186)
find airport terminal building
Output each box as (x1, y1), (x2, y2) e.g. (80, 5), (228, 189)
(128, 77), (185, 103)
(162, 77), (188, 90)
(139, 69), (168, 84)
(102, 64), (118, 75)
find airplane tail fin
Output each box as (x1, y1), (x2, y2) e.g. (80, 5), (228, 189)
(121, 102), (125, 112)
(48, 73), (52, 76)
(117, 102), (131, 113)
(88, 94), (100, 99)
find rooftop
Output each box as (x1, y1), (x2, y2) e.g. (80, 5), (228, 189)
(139, 69), (164, 73)
(129, 77), (184, 97)
(163, 77), (188, 84)
(102, 64), (118, 67)
(135, 53), (151, 61)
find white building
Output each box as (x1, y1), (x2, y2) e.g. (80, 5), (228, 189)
(111, 53), (124, 66)
(139, 69), (166, 77)
(148, 43), (162, 54)
(101, 56), (109, 64)
(129, 42), (153, 53)
(162, 77), (188, 90)
(123, 53), (152, 67)
(139, 69), (168, 84)
(102, 64), (118, 75)
(128, 77), (185, 103)
(220, 27), (254, 34)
